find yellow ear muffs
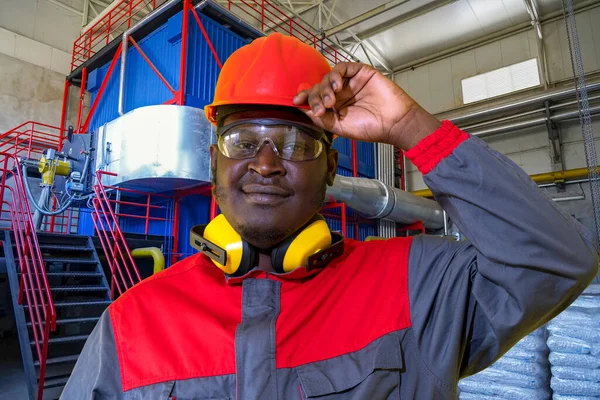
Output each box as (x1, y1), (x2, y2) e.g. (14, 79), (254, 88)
(271, 215), (332, 273)
(191, 214), (343, 276)
(190, 214), (257, 276)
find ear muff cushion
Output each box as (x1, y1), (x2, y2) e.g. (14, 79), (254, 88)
(204, 214), (252, 275)
(278, 218), (332, 273)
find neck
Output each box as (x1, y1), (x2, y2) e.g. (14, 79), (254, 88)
(258, 252), (276, 273)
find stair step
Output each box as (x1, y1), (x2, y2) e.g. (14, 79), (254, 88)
(36, 232), (90, 240)
(35, 354), (79, 366)
(31, 334), (89, 345)
(26, 300), (111, 308)
(24, 285), (108, 292)
(41, 375), (70, 389)
(43, 257), (97, 264)
(28, 316), (100, 327)
(39, 244), (93, 251)
(55, 300), (111, 307)
(51, 285), (107, 292)
(46, 272), (102, 278)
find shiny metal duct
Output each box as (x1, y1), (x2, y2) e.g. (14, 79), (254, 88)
(326, 175), (445, 229)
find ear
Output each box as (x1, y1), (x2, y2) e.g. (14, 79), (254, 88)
(210, 144), (219, 186)
(210, 144), (218, 171)
(326, 148), (338, 186)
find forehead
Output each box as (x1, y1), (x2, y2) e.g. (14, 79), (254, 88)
(218, 106), (315, 127)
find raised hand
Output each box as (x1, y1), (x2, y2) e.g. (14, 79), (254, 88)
(293, 62), (440, 150)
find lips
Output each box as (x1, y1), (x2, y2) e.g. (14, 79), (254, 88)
(241, 184), (291, 205)
(242, 184), (291, 197)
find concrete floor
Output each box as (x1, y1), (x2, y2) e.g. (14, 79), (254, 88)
(0, 333), (29, 399)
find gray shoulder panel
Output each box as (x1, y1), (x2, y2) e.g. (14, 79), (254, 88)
(61, 310), (123, 399)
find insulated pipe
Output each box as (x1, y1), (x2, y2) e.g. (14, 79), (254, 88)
(118, 0), (183, 115)
(469, 104), (600, 137)
(412, 167), (600, 198)
(326, 175), (445, 229)
(131, 247), (165, 274)
(449, 81), (600, 124)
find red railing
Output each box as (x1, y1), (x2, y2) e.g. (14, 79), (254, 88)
(0, 122), (64, 168)
(226, 0), (352, 65)
(91, 171), (143, 298)
(0, 153), (56, 400)
(71, 0), (157, 70)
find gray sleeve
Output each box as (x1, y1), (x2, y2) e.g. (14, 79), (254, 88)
(408, 136), (599, 384)
(61, 310), (123, 399)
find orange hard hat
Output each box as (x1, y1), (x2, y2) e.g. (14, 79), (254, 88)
(204, 33), (332, 125)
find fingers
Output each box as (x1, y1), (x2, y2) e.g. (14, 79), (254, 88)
(293, 62), (366, 112)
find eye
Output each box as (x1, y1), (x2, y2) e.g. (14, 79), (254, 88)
(282, 142), (308, 152)
(232, 141), (257, 150)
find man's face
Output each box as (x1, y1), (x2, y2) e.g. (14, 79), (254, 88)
(210, 107), (337, 250)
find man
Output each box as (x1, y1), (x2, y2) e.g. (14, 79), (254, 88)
(62, 33), (598, 399)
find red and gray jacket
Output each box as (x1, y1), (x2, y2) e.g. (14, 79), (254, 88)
(61, 121), (598, 399)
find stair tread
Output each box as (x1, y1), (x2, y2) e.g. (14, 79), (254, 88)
(31, 334), (89, 344)
(43, 257), (97, 263)
(38, 244), (93, 251)
(24, 285), (108, 292)
(35, 354), (79, 366)
(42, 375), (70, 388)
(28, 316), (100, 327)
(50, 285), (107, 291)
(27, 300), (111, 307)
(35, 232), (90, 240)
(46, 272), (102, 277)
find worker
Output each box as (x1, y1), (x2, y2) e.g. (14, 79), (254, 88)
(61, 33), (598, 399)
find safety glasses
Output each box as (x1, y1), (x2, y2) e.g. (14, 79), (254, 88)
(217, 119), (329, 162)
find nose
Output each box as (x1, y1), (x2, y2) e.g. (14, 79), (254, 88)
(247, 141), (286, 177)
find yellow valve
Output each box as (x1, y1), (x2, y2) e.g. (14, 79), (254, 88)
(38, 156), (71, 186)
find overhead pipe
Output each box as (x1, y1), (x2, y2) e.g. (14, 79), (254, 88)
(448, 81), (600, 124)
(469, 104), (600, 137)
(461, 93), (600, 131)
(326, 175), (445, 229)
(412, 167), (600, 198)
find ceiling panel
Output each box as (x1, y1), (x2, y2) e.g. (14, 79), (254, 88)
(331, 0), (567, 70)
(468, 0), (517, 34)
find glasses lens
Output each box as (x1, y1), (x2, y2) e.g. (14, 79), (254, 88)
(218, 124), (324, 161)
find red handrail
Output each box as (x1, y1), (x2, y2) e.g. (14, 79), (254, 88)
(71, 0), (157, 70)
(91, 171), (143, 298)
(0, 121), (64, 165)
(226, 0), (352, 65)
(0, 153), (56, 400)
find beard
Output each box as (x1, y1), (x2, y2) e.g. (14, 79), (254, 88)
(212, 166), (328, 249)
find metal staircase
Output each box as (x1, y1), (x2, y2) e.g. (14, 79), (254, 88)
(4, 231), (111, 400)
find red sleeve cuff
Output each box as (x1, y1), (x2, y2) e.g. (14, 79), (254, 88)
(404, 120), (469, 175)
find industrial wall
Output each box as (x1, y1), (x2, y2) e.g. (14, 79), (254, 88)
(0, 0), (77, 133)
(398, 4), (600, 191)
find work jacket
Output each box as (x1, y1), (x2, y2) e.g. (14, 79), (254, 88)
(61, 121), (598, 399)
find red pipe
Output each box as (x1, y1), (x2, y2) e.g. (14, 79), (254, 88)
(177, 0), (190, 105)
(171, 197), (180, 266)
(81, 43), (122, 133)
(351, 140), (358, 177)
(191, 7), (223, 68)
(58, 81), (70, 150)
(76, 68), (88, 133)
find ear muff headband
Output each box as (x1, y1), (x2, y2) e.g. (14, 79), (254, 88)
(191, 214), (339, 276)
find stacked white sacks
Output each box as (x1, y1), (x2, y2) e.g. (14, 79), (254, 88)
(458, 327), (551, 400)
(548, 284), (600, 400)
